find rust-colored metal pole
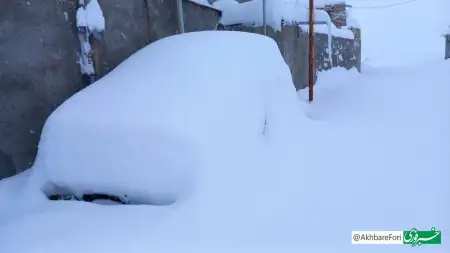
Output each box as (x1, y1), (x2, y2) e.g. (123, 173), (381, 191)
(308, 0), (315, 102)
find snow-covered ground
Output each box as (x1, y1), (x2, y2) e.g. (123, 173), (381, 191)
(349, 0), (450, 66)
(0, 30), (449, 253)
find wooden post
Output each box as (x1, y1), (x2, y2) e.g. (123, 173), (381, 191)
(308, 0), (314, 102)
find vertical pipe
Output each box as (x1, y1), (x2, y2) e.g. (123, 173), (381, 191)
(176, 0), (185, 33)
(262, 0), (267, 35)
(308, 0), (314, 101)
(446, 36), (450, 60)
(327, 19), (332, 66)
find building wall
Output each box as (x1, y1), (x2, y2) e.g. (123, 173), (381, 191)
(219, 24), (361, 90)
(0, 0), (81, 178)
(0, 0), (220, 179)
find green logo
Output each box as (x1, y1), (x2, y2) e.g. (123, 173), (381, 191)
(403, 227), (441, 247)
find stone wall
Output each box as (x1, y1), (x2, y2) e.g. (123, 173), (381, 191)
(219, 23), (361, 90)
(0, 0), (220, 179)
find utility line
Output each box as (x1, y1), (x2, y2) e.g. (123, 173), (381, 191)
(350, 0), (422, 9)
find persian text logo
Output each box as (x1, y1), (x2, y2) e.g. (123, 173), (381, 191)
(403, 227), (441, 247)
(352, 227), (441, 246)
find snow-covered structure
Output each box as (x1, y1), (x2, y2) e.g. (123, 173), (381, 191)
(76, 0), (105, 83)
(32, 31), (300, 205)
(316, 1), (348, 28)
(214, 0), (361, 90)
(443, 26), (450, 60)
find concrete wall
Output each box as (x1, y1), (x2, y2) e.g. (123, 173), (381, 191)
(219, 23), (361, 90)
(0, 0), (220, 179)
(98, 0), (220, 76)
(0, 0), (81, 178)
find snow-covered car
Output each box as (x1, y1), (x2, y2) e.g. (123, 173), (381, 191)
(0, 30), (306, 252)
(30, 30), (301, 205)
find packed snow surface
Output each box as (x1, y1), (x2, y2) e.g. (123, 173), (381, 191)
(0, 31), (449, 253)
(214, 0), (354, 39)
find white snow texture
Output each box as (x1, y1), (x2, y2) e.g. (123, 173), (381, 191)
(0, 30), (449, 253)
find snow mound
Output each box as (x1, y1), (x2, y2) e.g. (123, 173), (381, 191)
(0, 169), (47, 223)
(32, 31), (296, 205)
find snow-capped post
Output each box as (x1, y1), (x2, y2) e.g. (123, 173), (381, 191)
(446, 35), (450, 60)
(262, 0), (267, 35)
(444, 27), (450, 60)
(76, 0), (105, 85)
(308, 0), (315, 102)
(77, 0), (95, 84)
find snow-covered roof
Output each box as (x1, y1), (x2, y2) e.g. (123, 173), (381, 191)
(213, 0), (354, 39)
(315, 0), (346, 8)
(442, 26), (450, 36)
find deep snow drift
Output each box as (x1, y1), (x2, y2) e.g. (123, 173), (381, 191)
(0, 31), (449, 253)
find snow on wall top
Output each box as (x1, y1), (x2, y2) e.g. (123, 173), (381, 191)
(76, 0), (105, 32)
(188, 0), (221, 10)
(214, 0), (354, 39)
(443, 26), (450, 36)
(315, 0), (346, 7)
